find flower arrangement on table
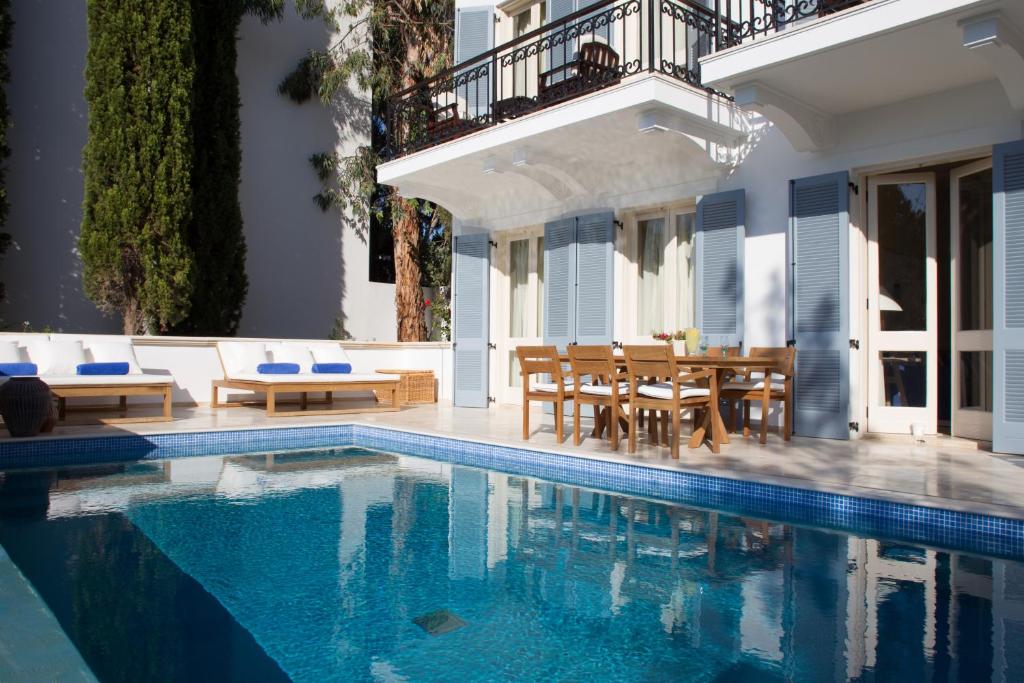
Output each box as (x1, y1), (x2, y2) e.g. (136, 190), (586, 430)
(652, 330), (698, 355)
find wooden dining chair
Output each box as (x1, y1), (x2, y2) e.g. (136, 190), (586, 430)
(720, 346), (796, 444)
(568, 345), (630, 450)
(623, 345), (720, 457)
(517, 345), (573, 443)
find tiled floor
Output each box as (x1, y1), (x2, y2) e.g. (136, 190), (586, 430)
(7, 401), (1024, 518)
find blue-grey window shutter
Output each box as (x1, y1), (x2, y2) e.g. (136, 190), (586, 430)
(993, 140), (1024, 454)
(546, 0), (577, 84)
(543, 217), (577, 351)
(455, 7), (494, 119)
(574, 211), (615, 345)
(453, 233), (490, 408)
(790, 172), (850, 439)
(696, 189), (744, 348)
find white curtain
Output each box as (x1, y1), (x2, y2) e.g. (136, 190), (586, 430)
(676, 213), (695, 328)
(637, 219), (665, 334)
(536, 236), (545, 335)
(509, 239), (529, 337)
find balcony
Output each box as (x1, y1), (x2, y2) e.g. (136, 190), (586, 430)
(701, 0), (1024, 151)
(382, 0), (874, 160)
(375, 0), (876, 226)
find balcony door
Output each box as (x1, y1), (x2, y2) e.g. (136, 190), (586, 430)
(951, 159), (994, 441)
(867, 174), (938, 435)
(497, 229), (545, 405)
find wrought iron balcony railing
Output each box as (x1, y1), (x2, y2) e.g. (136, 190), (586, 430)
(382, 0), (866, 160)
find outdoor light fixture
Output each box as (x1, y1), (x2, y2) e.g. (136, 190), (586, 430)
(482, 155), (499, 174)
(512, 149), (529, 167)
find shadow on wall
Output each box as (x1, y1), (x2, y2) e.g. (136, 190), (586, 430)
(4, 2), (114, 333)
(236, 7), (372, 340)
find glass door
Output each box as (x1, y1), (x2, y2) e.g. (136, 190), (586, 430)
(867, 174), (938, 435)
(951, 159), (993, 441)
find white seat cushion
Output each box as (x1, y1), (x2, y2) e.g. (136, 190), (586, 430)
(28, 340), (88, 376)
(531, 381), (574, 393)
(723, 380), (785, 392)
(217, 342), (269, 377)
(579, 382), (628, 397)
(42, 374), (173, 387)
(637, 382), (709, 401)
(307, 343), (353, 366)
(227, 372), (398, 384)
(85, 340), (144, 375)
(267, 342), (317, 373)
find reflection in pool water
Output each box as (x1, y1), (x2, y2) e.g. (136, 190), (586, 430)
(0, 447), (1021, 682)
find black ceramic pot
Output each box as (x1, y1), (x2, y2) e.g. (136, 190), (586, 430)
(0, 377), (53, 437)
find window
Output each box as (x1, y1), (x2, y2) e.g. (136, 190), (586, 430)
(369, 220), (395, 284)
(637, 218), (665, 334)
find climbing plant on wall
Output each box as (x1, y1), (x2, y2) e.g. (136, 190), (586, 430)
(80, 0), (196, 334)
(281, 0), (454, 342)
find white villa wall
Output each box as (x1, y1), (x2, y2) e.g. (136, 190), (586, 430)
(3, 2), (389, 341)
(723, 79), (1024, 352)
(6, 333), (452, 408)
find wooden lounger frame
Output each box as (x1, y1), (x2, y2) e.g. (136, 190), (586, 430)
(49, 383), (173, 424)
(211, 378), (401, 417)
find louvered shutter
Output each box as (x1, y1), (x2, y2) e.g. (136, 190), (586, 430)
(696, 190), (745, 348)
(790, 172), (850, 439)
(993, 140), (1024, 454)
(455, 7), (494, 119)
(575, 211), (614, 345)
(546, 0), (577, 85)
(453, 233), (490, 408)
(578, 0), (614, 47)
(544, 217), (577, 351)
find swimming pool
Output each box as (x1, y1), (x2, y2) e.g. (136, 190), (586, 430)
(0, 432), (1022, 681)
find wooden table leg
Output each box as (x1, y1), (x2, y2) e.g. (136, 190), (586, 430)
(713, 368), (730, 445)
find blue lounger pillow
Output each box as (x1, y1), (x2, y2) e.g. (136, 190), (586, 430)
(0, 362), (38, 376)
(257, 363), (300, 375)
(312, 363), (351, 374)
(77, 362), (130, 376)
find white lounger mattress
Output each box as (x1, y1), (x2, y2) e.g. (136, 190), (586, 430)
(226, 373), (399, 384)
(40, 374), (173, 386)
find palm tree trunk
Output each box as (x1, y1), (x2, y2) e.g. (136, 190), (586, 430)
(391, 190), (426, 341)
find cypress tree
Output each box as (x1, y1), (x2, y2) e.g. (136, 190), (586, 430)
(80, 0), (195, 334)
(171, 0), (249, 336)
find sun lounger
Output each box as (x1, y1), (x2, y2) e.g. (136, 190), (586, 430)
(212, 341), (402, 417)
(3, 338), (173, 424)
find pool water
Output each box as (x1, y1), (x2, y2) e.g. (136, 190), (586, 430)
(1, 446), (1021, 682)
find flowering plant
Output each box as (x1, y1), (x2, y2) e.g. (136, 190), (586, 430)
(652, 332), (672, 342)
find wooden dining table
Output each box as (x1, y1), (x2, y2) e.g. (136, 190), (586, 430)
(558, 352), (785, 448)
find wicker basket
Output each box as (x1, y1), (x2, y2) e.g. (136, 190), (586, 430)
(375, 369), (436, 405)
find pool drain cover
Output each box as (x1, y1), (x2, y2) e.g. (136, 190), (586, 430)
(413, 609), (467, 635)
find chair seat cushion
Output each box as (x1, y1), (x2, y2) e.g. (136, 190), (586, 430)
(579, 382), (628, 397)
(722, 380), (785, 392)
(531, 381), (573, 393)
(637, 383), (709, 400)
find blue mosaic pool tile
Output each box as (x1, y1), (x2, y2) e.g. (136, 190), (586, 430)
(0, 422), (1022, 559)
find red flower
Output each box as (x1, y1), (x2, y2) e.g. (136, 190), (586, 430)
(423, 299), (431, 307)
